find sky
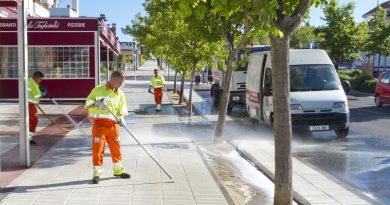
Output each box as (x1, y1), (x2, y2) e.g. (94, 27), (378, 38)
(58, 0), (387, 43)
(308, 0), (387, 26)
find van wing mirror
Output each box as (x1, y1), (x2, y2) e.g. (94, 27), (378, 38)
(263, 84), (271, 96)
(342, 80), (351, 94)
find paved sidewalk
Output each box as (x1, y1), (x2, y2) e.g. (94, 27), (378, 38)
(235, 141), (370, 205)
(0, 61), (228, 205)
(0, 102), (86, 189)
(183, 88), (371, 204)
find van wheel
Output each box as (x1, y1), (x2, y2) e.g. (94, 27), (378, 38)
(212, 85), (221, 107)
(374, 95), (383, 107)
(335, 127), (349, 138)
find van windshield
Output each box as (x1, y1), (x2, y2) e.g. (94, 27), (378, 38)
(290, 64), (341, 91)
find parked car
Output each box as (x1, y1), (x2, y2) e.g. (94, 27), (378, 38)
(375, 72), (390, 107)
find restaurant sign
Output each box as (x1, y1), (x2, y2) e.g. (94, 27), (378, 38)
(0, 18), (98, 31)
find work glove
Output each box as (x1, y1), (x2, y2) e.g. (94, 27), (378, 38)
(118, 116), (126, 127)
(95, 100), (107, 110)
(39, 85), (48, 97)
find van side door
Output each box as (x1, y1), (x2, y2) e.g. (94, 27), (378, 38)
(258, 54), (267, 121)
(262, 67), (273, 125)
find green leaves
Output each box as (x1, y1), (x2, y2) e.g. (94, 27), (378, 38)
(366, 6), (390, 57)
(291, 23), (314, 48)
(316, 0), (366, 64)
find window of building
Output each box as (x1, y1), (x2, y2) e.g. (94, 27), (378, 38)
(0, 47), (18, 78)
(0, 46), (90, 79)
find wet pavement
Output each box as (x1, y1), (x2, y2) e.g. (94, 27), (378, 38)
(0, 61), (381, 204)
(292, 91), (390, 205)
(0, 62), (231, 205)
(197, 89), (389, 204)
(200, 143), (275, 205)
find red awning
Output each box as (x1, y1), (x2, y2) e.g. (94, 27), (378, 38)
(99, 20), (121, 55)
(0, 0), (21, 17)
(0, 0), (22, 7)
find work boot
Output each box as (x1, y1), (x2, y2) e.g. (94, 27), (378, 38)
(28, 132), (36, 145)
(156, 104), (161, 112)
(92, 166), (103, 184)
(114, 172), (131, 178)
(92, 176), (100, 184)
(113, 165), (131, 178)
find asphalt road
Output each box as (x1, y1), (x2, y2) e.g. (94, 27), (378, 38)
(196, 90), (390, 205)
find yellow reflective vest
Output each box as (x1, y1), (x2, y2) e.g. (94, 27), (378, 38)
(150, 75), (165, 88)
(84, 83), (128, 121)
(28, 78), (42, 104)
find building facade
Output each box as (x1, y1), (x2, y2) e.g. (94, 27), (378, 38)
(0, 17), (120, 100)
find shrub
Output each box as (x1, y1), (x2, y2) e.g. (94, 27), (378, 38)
(338, 69), (376, 93)
(350, 69), (362, 77)
(351, 74), (372, 90)
(360, 79), (376, 93)
(338, 74), (353, 82)
(338, 69), (361, 78)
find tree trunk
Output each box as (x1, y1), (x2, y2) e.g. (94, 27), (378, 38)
(188, 63), (197, 117)
(270, 35), (293, 205)
(214, 54), (234, 141)
(179, 71), (185, 104)
(174, 70), (178, 93)
(378, 53), (381, 76)
(368, 53), (373, 77)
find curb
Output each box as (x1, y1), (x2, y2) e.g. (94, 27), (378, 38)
(232, 142), (310, 205)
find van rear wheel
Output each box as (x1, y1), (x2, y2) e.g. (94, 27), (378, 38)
(335, 127), (349, 138)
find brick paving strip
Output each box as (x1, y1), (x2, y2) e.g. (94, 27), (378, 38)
(0, 105), (87, 188)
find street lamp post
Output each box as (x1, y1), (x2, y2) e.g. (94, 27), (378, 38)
(17, 0), (30, 167)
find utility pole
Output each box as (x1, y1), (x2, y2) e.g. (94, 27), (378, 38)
(18, 0), (30, 167)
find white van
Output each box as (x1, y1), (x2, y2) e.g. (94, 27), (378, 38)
(211, 46), (271, 112)
(246, 49), (350, 138)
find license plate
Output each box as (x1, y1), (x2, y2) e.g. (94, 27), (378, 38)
(309, 125), (329, 131)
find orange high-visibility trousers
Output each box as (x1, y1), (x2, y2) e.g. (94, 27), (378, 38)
(29, 103), (38, 132)
(91, 119), (122, 166)
(153, 87), (164, 105)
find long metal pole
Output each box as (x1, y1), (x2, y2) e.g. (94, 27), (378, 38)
(100, 99), (172, 179)
(18, 1), (30, 167)
(50, 98), (88, 137)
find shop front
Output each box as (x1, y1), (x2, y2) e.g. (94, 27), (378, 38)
(0, 17), (120, 100)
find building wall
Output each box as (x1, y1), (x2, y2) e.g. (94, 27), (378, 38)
(0, 18), (98, 99)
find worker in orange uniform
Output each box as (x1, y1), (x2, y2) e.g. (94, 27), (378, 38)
(84, 70), (130, 184)
(28, 71), (48, 145)
(149, 69), (166, 112)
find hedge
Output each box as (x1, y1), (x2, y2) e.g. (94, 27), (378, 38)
(338, 69), (376, 93)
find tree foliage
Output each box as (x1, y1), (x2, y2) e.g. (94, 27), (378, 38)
(316, 0), (367, 69)
(291, 22), (315, 48)
(124, 0), (224, 116)
(366, 6), (390, 58)
(125, 1), (324, 204)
